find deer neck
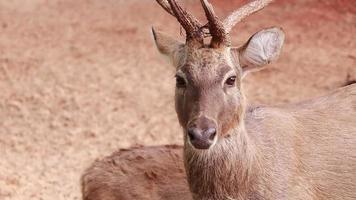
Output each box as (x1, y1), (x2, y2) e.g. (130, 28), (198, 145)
(183, 120), (260, 200)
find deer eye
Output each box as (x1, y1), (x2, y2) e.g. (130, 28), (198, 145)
(175, 75), (186, 88)
(225, 76), (236, 86)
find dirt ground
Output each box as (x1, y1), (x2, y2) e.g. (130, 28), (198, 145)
(0, 0), (355, 199)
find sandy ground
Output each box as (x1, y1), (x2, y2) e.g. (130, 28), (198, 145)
(0, 0), (355, 199)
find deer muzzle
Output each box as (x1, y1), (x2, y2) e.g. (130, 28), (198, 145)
(187, 117), (217, 149)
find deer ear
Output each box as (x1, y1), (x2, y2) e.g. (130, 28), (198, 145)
(232, 27), (285, 77)
(152, 27), (184, 57)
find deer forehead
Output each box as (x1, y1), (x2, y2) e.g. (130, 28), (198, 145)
(178, 48), (239, 83)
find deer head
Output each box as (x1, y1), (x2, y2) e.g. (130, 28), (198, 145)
(153, 0), (284, 150)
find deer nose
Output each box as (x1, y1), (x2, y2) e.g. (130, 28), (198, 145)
(187, 127), (217, 149)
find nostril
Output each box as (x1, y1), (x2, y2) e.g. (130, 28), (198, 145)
(206, 128), (217, 141)
(187, 126), (216, 149)
(187, 128), (198, 141)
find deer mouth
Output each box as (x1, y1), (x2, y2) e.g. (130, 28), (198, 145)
(189, 138), (214, 149)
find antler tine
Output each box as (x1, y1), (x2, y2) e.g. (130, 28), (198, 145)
(155, 0), (204, 45)
(155, 0), (175, 17)
(200, 0), (230, 48)
(167, 0), (204, 44)
(223, 0), (274, 33)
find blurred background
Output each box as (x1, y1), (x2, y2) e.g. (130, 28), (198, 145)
(0, 0), (355, 199)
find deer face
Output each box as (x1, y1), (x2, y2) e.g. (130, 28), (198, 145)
(153, 28), (284, 150)
(174, 48), (243, 149)
(153, 0), (284, 150)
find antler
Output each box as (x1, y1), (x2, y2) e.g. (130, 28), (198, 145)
(200, 0), (274, 47)
(155, 0), (274, 48)
(155, 0), (175, 16)
(200, 0), (229, 48)
(155, 0), (204, 45)
(223, 0), (274, 33)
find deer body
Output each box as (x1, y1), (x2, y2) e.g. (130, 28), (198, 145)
(82, 84), (356, 200)
(81, 0), (356, 199)
(81, 145), (190, 200)
(185, 84), (356, 200)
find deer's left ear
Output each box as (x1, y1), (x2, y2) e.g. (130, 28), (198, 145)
(231, 27), (285, 77)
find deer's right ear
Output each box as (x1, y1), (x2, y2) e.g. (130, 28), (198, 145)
(152, 27), (184, 58)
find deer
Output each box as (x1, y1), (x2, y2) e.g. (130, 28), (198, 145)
(81, 0), (356, 199)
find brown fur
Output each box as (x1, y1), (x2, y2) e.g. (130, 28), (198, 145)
(81, 84), (356, 200)
(81, 145), (191, 200)
(184, 84), (356, 200)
